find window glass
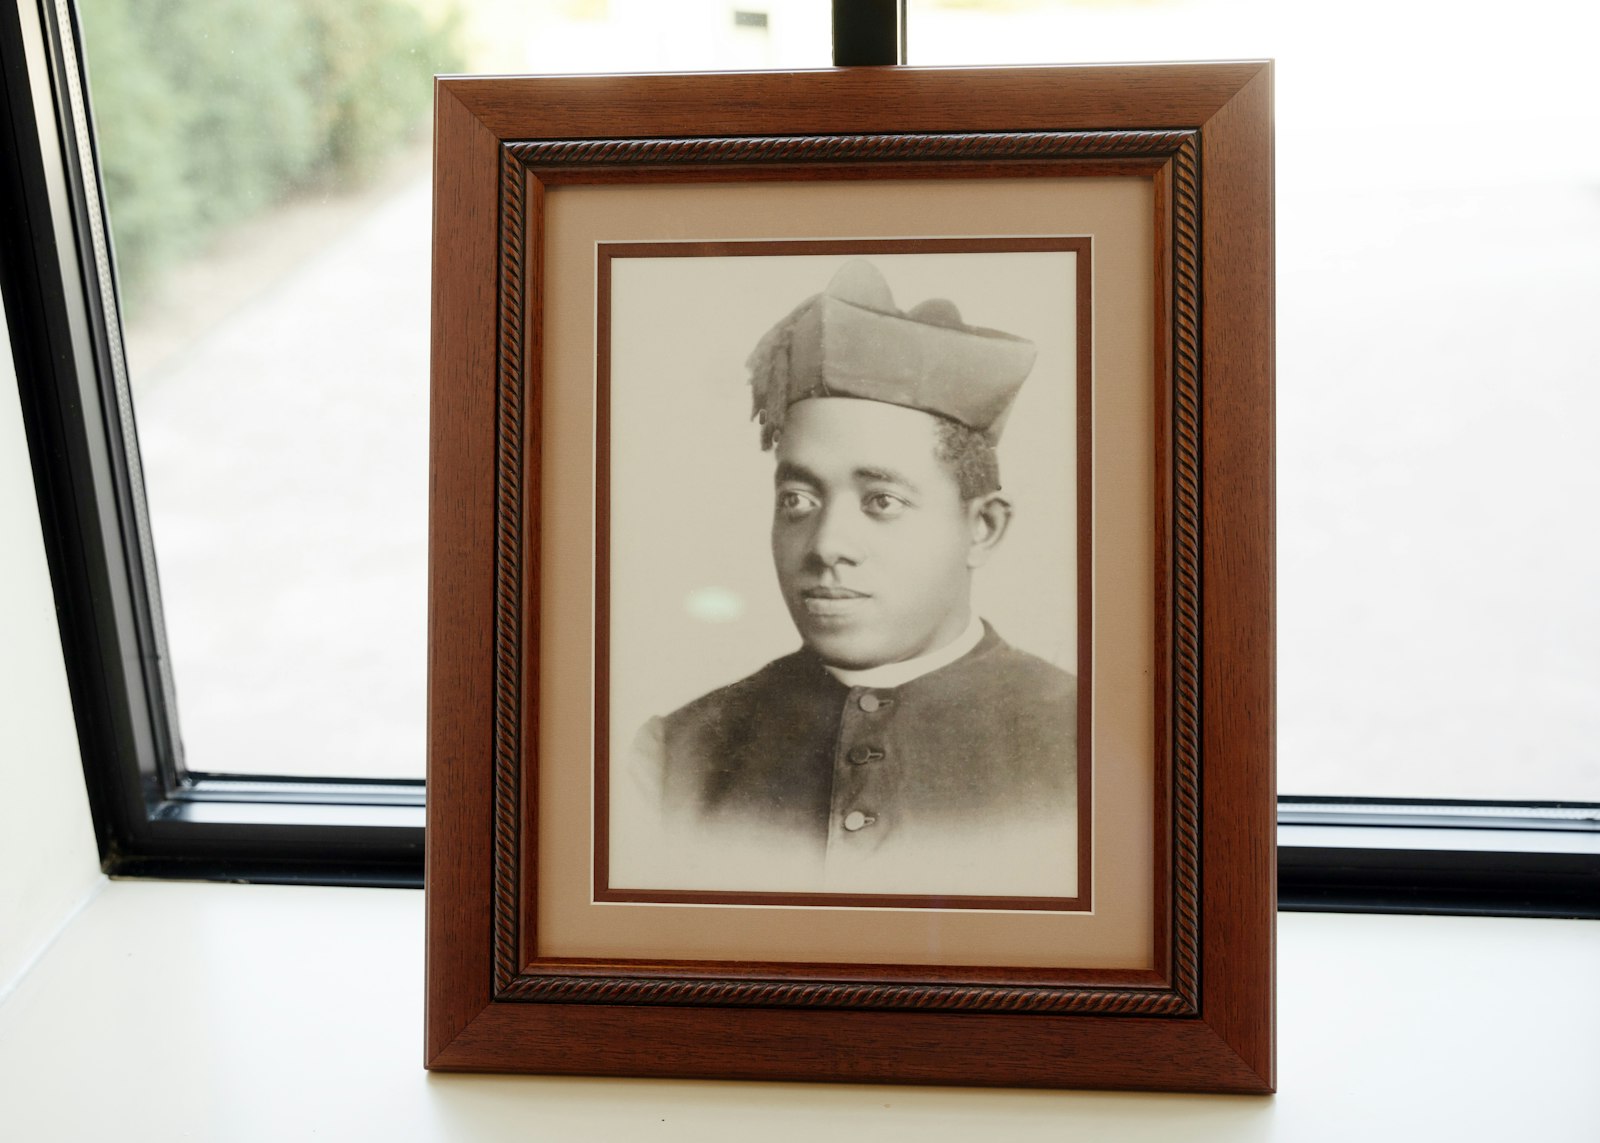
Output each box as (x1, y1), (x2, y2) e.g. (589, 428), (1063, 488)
(80, 0), (1598, 800)
(78, 0), (829, 779)
(908, 0), (1600, 801)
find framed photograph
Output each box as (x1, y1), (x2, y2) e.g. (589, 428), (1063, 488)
(426, 63), (1274, 1093)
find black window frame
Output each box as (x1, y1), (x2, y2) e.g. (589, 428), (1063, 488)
(3, 0), (1595, 911)
(1, 0), (422, 886)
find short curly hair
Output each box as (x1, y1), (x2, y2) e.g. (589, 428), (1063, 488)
(932, 415), (1001, 501)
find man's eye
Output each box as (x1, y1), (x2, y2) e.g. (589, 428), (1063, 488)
(776, 489), (818, 517)
(862, 492), (907, 519)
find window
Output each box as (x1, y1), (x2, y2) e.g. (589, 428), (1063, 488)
(3, 0), (426, 882)
(2, 0), (831, 884)
(907, 0), (1600, 916)
(5, 0), (1595, 911)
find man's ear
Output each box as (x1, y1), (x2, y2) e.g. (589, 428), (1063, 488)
(965, 493), (1013, 568)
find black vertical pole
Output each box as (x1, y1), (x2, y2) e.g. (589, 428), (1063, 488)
(832, 0), (905, 66)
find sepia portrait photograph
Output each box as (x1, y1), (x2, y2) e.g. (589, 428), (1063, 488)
(599, 239), (1091, 908)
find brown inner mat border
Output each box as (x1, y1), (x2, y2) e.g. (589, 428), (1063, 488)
(591, 235), (1095, 914)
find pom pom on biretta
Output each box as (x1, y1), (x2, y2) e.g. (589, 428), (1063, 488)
(745, 259), (1038, 450)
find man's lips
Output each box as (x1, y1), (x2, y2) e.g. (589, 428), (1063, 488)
(799, 586), (870, 618)
(803, 586), (870, 600)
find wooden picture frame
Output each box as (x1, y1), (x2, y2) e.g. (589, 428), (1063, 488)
(426, 62), (1274, 1093)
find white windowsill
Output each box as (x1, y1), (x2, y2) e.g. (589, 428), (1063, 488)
(0, 881), (1595, 1141)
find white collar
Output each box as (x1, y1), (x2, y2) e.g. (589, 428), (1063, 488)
(823, 613), (985, 690)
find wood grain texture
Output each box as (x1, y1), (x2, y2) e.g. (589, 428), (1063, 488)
(445, 63), (1269, 139)
(1196, 62), (1277, 1092)
(427, 1002), (1272, 1093)
(424, 85), (504, 1062)
(426, 63), (1275, 1092)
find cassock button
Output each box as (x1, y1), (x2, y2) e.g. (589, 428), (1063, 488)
(848, 744), (884, 765)
(843, 810), (875, 832)
(858, 693), (882, 712)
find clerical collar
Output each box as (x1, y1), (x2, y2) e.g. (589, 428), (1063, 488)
(823, 614), (985, 690)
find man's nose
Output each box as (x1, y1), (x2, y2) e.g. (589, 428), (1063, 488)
(808, 500), (863, 567)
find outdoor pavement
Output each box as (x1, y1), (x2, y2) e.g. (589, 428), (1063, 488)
(133, 165), (431, 780)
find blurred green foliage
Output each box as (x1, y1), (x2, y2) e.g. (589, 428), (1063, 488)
(78, 0), (463, 303)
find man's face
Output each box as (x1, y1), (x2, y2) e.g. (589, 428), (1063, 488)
(771, 398), (977, 670)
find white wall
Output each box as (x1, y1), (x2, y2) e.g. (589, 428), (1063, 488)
(0, 303), (103, 999)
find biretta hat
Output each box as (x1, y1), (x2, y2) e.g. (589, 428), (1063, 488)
(747, 259), (1038, 449)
